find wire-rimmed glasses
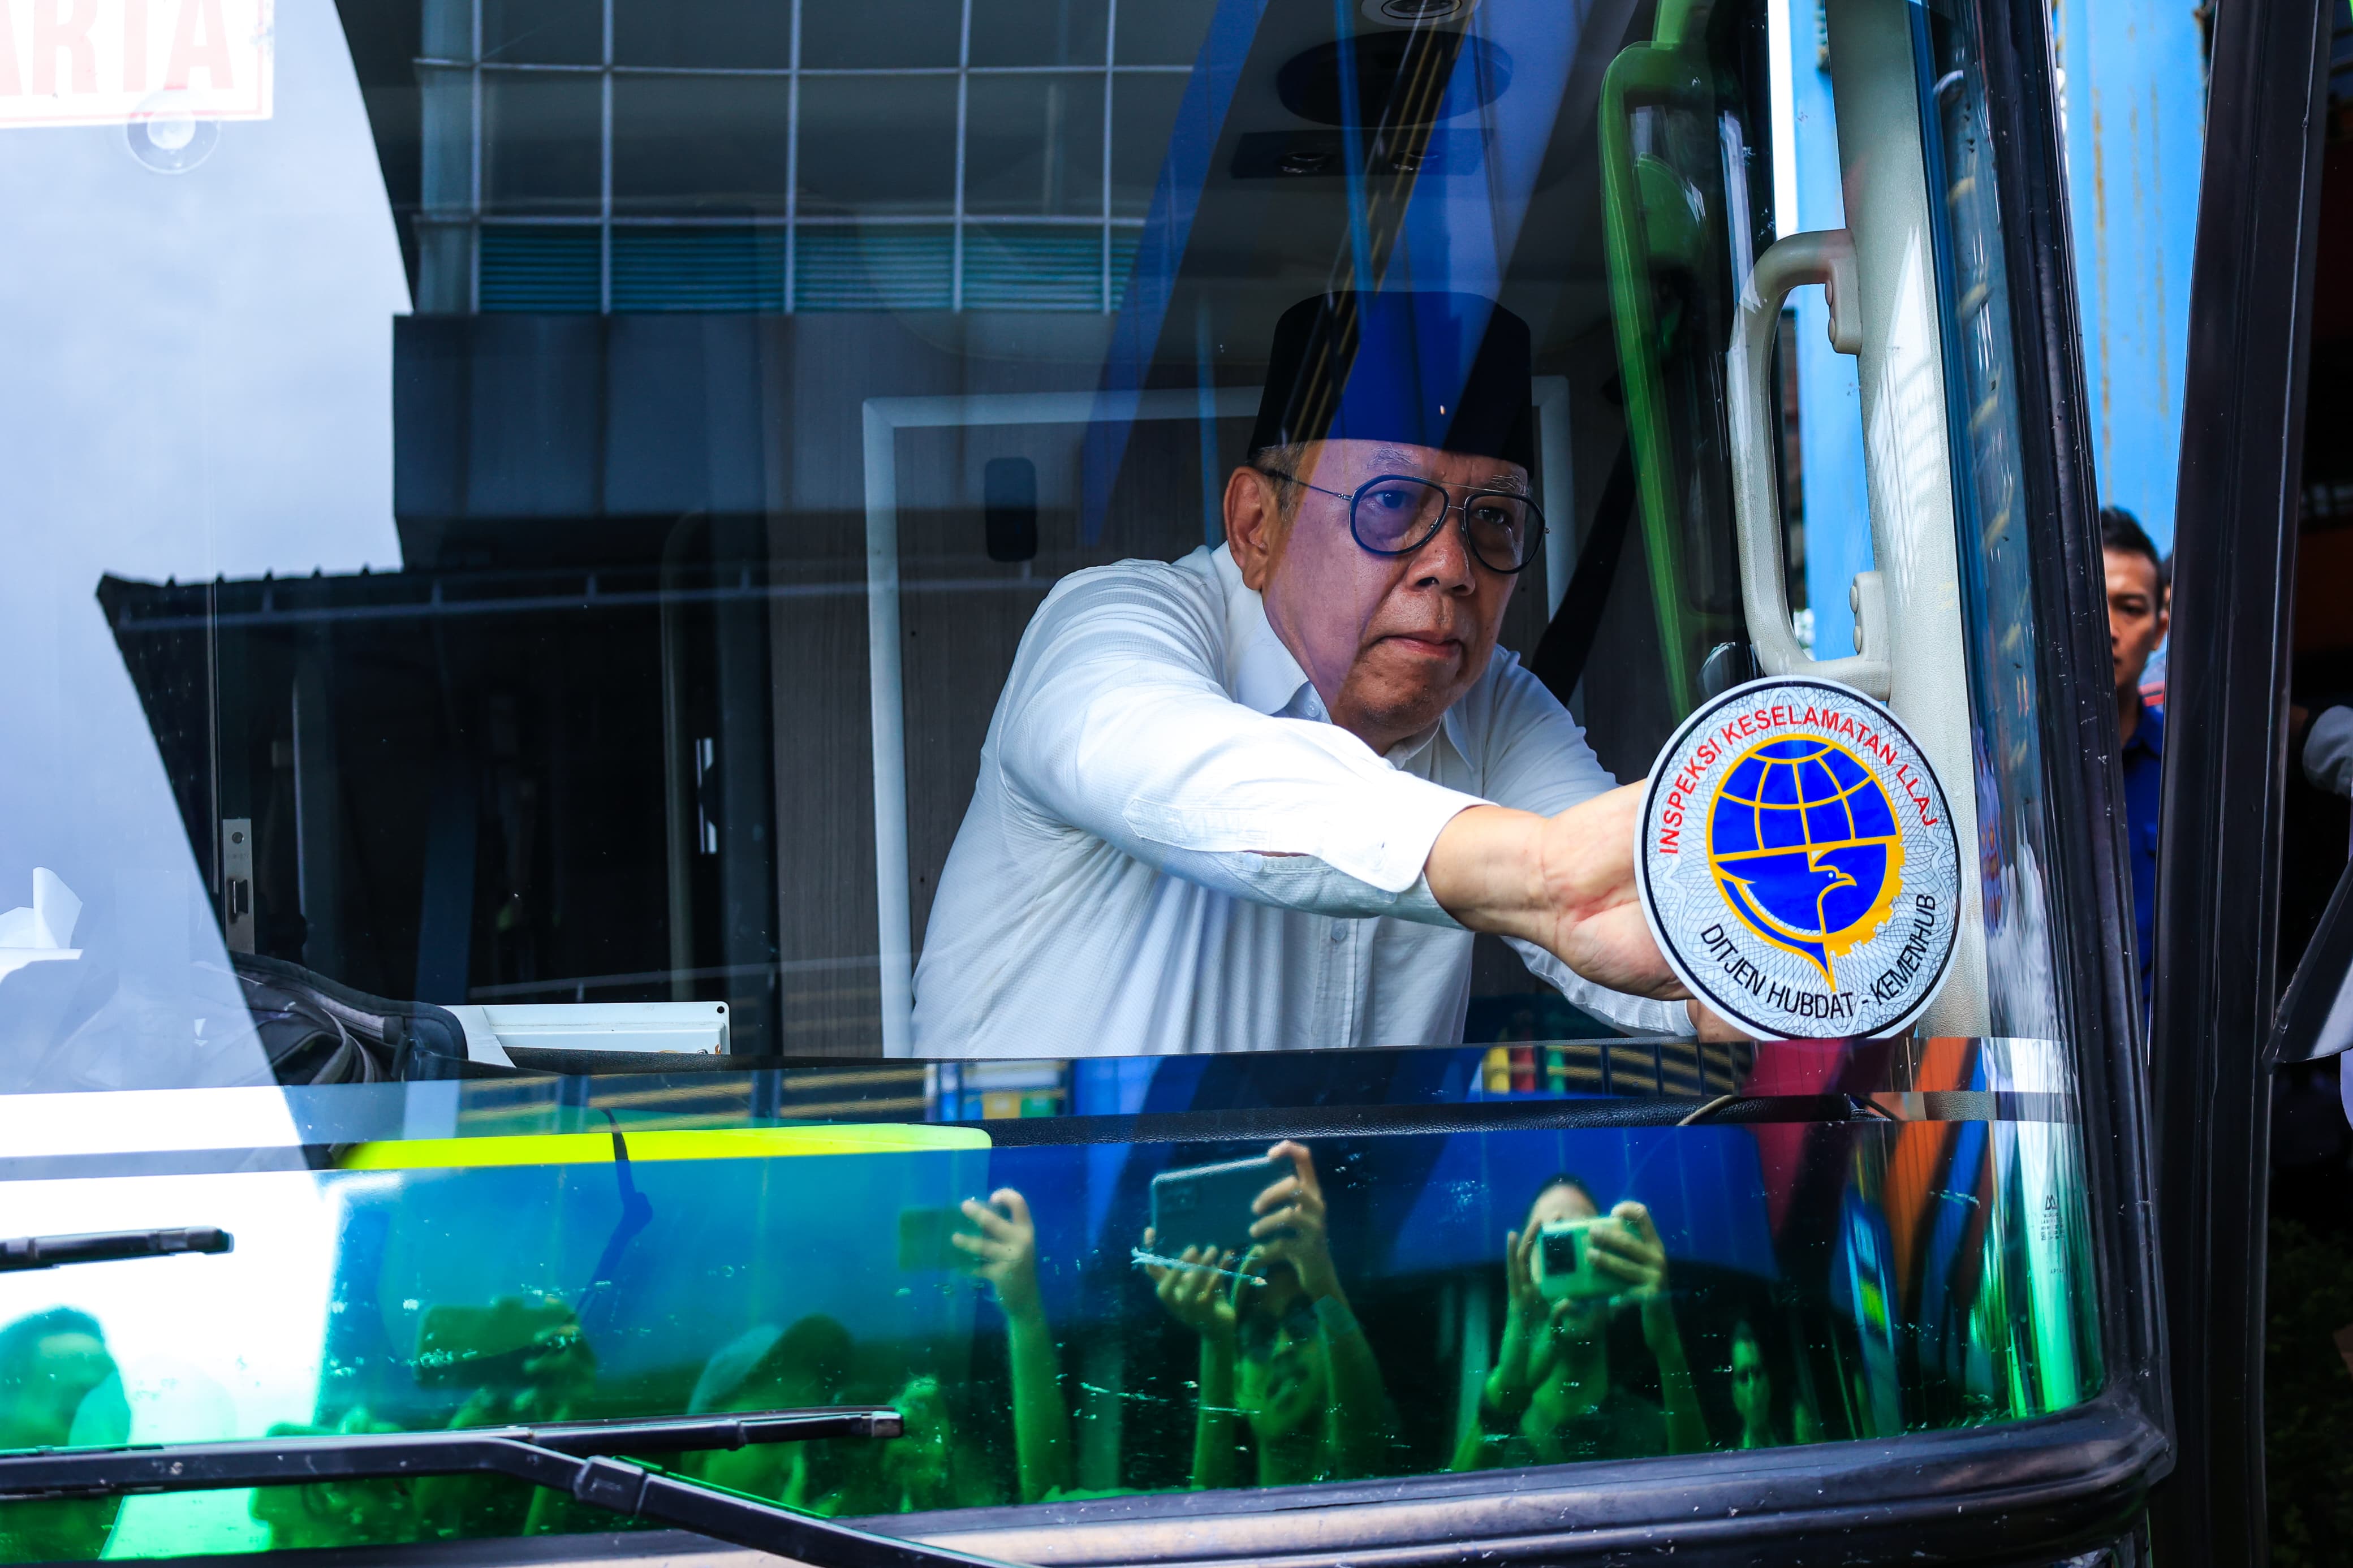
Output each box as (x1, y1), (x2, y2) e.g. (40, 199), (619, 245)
(1253, 469), (1546, 574)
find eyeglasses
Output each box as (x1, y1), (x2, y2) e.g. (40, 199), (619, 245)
(1253, 468), (1546, 575)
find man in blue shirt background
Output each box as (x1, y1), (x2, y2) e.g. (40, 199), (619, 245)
(2104, 507), (2169, 1007)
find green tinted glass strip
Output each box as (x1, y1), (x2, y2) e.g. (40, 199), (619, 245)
(338, 1123), (988, 1170)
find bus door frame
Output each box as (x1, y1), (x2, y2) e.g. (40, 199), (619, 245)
(2147, 0), (2337, 1560)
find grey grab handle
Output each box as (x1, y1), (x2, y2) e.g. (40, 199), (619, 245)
(1723, 228), (1887, 699)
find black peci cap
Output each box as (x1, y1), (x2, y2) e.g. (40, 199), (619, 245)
(1249, 291), (1534, 471)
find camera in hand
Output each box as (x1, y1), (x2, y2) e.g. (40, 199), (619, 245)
(1533, 1217), (1623, 1302)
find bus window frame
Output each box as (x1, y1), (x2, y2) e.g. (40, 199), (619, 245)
(898, 0), (2187, 1548)
(2145, 0), (2338, 1560)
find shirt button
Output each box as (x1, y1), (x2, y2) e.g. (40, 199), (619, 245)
(1331, 925), (1347, 943)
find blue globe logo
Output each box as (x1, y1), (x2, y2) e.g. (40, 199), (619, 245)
(1706, 737), (1905, 987)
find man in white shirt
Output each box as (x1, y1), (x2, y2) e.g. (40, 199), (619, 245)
(913, 291), (1695, 1057)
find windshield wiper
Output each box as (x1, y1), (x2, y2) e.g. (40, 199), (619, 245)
(0, 1407), (1009, 1568)
(0, 1226), (232, 1272)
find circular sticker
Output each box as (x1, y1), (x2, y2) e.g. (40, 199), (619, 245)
(1635, 678), (1960, 1040)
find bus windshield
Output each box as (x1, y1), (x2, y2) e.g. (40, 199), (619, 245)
(0, 1046), (2097, 1557)
(0, 0), (2118, 1556)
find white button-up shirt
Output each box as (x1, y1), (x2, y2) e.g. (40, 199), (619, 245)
(911, 544), (1687, 1057)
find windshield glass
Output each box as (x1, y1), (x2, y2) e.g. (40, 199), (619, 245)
(0, 1046), (2096, 1558)
(7, 0), (2068, 1074)
(1, 0), (2115, 1554)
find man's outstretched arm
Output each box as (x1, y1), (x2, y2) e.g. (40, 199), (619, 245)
(994, 570), (1715, 1010)
(1423, 787), (1683, 1002)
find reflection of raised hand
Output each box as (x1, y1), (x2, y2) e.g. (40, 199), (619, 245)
(1142, 1230), (1236, 1347)
(1247, 1141), (1339, 1301)
(1502, 1221), (1546, 1321)
(1588, 1202), (1668, 1301)
(1596, 1202), (1708, 1456)
(954, 1189), (1042, 1322)
(960, 1190), (1069, 1504)
(1252, 1139), (1391, 1481)
(1486, 1224), (1554, 1415)
(1147, 1229), (1243, 1493)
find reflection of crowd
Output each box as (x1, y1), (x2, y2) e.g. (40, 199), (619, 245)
(1729, 1318), (1821, 1450)
(0, 1308), (128, 1562)
(334, 1149), (1807, 1541)
(1455, 1176), (1706, 1467)
(1143, 1142), (1394, 1488)
(249, 1297), (607, 1547)
(691, 1185), (1064, 1518)
(244, 1187), (1061, 1550)
(0, 1144), (1834, 1557)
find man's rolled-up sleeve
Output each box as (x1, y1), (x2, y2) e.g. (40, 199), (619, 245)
(995, 569), (1484, 922)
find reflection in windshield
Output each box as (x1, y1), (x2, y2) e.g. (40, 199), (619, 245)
(0, 1040), (2098, 1558)
(1140, 1142), (1395, 1489)
(1, 0), (404, 1095)
(0, 1310), (127, 1562)
(5, 0), (1815, 1070)
(0, 0), (2118, 1550)
(1454, 1176), (1708, 1467)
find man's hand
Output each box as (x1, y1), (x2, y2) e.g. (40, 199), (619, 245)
(1425, 789), (1684, 1000)
(1688, 1000), (1750, 1040)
